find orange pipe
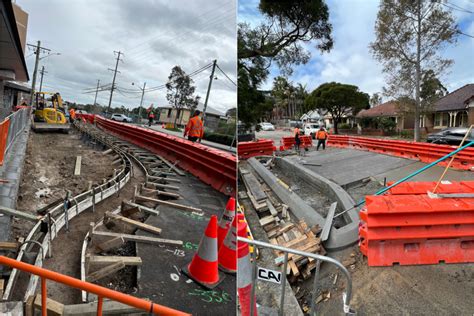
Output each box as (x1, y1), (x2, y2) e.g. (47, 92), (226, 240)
(41, 277), (47, 316)
(97, 296), (103, 316)
(0, 256), (190, 316)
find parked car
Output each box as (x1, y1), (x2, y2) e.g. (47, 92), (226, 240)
(426, 127), (474, 145)
(258, 122), (275, 131)
(303, 123), (321, 139)
(111, 113), (132, 123)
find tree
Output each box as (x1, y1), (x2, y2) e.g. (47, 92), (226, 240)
(165, 66), (200, 126)
(370, 0), (459, 141)
(238, 0), (334, 127)
(305, 82), (369, 134)
(370, 93), (383, 108)
(420, 69), (448, 107)
(226, 107), (237, 118)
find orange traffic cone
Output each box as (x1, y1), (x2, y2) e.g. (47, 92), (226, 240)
(238, 239), (258, 316)
(218, 197), (236, 249)
(218, 214), (244, 273)
(182, 215), (225, 289)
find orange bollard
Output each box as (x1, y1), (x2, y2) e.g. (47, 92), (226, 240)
(238, 240), (258, 316)
(218, 197), (236, 249)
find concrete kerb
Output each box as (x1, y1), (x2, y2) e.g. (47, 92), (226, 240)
(2, 125), (132, 302)
(247, 156), (359, 250)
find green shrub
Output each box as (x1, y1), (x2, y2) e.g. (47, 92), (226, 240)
(203, 132), (236, 147)
(166, 127), (182, 132)
(377, 117), (396, 132)
(338, 123), (351, 129)
(400, 130), (413, 139)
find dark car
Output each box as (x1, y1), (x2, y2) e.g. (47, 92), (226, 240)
(426, 127), (474, 145)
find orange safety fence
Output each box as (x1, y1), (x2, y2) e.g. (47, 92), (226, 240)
(0, 256), (190, 316)
(0, 118), (11, 166)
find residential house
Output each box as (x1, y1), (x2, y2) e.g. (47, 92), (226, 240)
(356, 101), (415, 131)
(421, 84), (474, 130)
(156, 103), (225, 131)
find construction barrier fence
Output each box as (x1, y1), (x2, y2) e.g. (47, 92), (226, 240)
(328, 135), (474, 171)
(238, 139), (275, 160)
(360, 180), (474, 266)
(0, 107), (31, 165)
(87, 115), (236, 196)
(279, 136), (313, 151)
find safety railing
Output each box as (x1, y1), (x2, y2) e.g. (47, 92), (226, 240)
(0, 255), (189, 316)
(237, 237), (354, 316)
(5, 107), (31, 154)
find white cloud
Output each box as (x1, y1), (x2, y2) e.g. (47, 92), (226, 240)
(17, 0), (236, 113)
(243, 0), (474, 98)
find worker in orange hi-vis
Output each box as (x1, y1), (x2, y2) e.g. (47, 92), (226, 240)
(294, 124), (301, 154)
(184, 110), (204, 143)
(316, 126), (329, 151)
(69, 108), (76, 123)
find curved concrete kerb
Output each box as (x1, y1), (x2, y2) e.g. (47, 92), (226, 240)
(247, 157), (359, 250)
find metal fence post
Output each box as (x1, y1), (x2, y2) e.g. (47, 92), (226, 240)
(279, 252), (289, 316)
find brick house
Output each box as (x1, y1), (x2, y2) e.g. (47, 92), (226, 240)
(421, 84), (474, 130)
(356, 101), (415, 131)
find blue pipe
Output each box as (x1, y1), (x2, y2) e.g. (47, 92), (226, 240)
(354, 140), (474, 208)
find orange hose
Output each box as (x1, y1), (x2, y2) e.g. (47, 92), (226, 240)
(0, 256), (190, 316)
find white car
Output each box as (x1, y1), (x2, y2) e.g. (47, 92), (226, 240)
(111, 113), (132, 123)
(303, 123), (321, 139)
(259, 122), (275, 131)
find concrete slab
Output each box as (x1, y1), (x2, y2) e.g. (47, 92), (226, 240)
(0, 301), (23, 315)
(292, 148), (414, 187)
(136, 172), (235, 315)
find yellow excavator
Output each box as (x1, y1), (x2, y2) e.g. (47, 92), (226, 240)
(32, 91), (70, 133)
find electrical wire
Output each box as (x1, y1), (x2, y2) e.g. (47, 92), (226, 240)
(216, 64), (237, 86)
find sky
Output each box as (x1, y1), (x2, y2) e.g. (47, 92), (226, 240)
(17, 0), (237, 114)
(238, 0), (474, 102)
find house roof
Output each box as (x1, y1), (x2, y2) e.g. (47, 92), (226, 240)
(356, 101), (399, 118)
(434, 84), (474, 112)
(5, 80), (30, 93)
(0, 1), (29, 81)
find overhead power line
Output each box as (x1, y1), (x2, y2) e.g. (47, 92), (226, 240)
(216, 64), (237, 86)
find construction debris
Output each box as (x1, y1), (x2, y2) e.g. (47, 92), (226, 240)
(87, 261), (125, 283)
(104, 211), (162, 235)
(74, 156), (82, 176)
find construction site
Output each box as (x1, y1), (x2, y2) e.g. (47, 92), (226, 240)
(238, 134), (474, 315)
(0, 108), (237, 314)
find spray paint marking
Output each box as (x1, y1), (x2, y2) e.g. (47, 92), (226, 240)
(188, 289), (232, 303)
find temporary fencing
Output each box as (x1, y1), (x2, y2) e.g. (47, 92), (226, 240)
(279, 136), (313, 151)
(238, 237), (354, 316)
(327, 135), (474, 171)
(0, 107), (31, 165)
(0, 255), (189, 316)
(238, 139), (275, 159)
(89, 116), (235, 196)
(359, 180), (474, 266)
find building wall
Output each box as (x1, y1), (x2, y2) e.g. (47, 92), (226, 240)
(158, 108), (191, 125)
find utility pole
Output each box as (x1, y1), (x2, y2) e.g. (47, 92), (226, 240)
(39, 66), (47, 92)
(93, 79), (100, 106)
(106, 51), (123, 114)
(202, 59), (217, 124)
(138, 82), (146, 122)
(27, 41), (50, 106)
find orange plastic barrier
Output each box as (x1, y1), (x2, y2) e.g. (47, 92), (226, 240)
(238, 139), (274, 159)
(0, 256), (190, 316)
(0, 118), (11, 165)
(359, 182), (474, 266)
(327, 135), (474, 171)
(279, 135), (313, 151)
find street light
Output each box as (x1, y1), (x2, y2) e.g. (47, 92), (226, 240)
(39, 52), (61, 61)
(132, 82), (146, 123)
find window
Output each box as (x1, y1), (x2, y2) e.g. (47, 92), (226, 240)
(458, 112), (468, 127)
(434, 113), (449, 127)
(167, 109), (172, 118)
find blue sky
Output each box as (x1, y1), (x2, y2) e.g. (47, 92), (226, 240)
(238, 0), (474, 101)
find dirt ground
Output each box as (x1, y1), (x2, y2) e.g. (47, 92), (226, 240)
(11, 130), (115, 240)
(10, 129), (145, 304)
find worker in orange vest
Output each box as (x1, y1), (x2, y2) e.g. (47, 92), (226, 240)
(184, 110), (204, 142)
(294, 125), (301, 154)
(69, 108), (76, 123)
(316, 126), (328, 151)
